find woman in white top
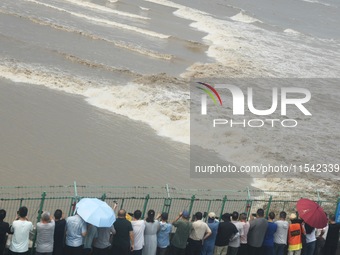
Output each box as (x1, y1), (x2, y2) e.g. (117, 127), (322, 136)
(142, 210), (160, 255)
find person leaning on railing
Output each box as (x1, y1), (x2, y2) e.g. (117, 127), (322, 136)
(9, 206), (33, 255)
(0, 209), (11, 255)
(287, 213), (304, 255)
(53, 209), (66, 255)
(36, 211), (55, 255)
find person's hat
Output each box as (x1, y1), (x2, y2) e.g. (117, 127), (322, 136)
(182, 210), (190, 218)
(208, 212), (216, 219)
(289, 213), (297, 220)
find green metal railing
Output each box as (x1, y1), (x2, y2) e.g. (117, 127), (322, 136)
(0, 183), (339, 255)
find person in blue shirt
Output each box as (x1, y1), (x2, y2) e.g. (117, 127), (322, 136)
(156, 212), (172, 255)
(65, 213), (87, 255)
(201, 212), (219, 255)
(263, 212), (278, 255)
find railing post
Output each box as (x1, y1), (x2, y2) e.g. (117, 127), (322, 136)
(162, 184), (172, 214)
(317, 190), (322, 205)
(265, 196), (273, 218)
(31, 192), (46, 255)
(219, 196), (227, 220)
(245, 200), (253, 220)
(74, 181), (80, 203)
(68, 197), (76, 217)
(120, 198), (125, 210)
(188, 195), (195, 217)
(245, 187), (253, 220)
(141, 194), (150, 219)
(162, 198), (172, 214)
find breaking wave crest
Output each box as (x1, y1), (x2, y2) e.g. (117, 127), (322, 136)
(0, 60), (190, 144)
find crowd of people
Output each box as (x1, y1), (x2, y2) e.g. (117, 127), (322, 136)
(0, 206), (339, 255)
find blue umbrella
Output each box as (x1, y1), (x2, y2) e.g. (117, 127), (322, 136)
(76, 198), (116, 227)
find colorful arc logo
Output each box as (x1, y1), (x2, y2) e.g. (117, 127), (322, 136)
(196, 82), (223, 106)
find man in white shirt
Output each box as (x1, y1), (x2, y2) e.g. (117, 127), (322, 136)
(9, 206), (33, 255)
(131, 210), (145, 255)
(274, 211), (289, 255)
(187, 212), (211, 255)
(65, 213), (87, 255)
(228, 211), (243, 255)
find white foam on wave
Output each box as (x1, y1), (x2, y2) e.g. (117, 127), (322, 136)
(300, 0), (331, 7)
(2, 9), (173, 60)
(230, 12), (262, 24)
(141, 0), (340, 194)
(284, 28), (302, 35)
(139, 6), (150, 11)
(62, 0), (150, 20)
(0, 61), (189, 144)
(25, 0), (169, 39)
(84, 85), (189, 144)
(148, 0), (340, 78)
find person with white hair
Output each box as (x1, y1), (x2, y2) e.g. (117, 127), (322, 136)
(36, 211), (55, 255)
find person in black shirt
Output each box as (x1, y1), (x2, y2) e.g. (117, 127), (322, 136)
(111, 209), (134, 255)
(0, 209), (10, 255)
(324, 214), (340, 255)
(53, 209), (66, 255)
(214, 213), (238, 255)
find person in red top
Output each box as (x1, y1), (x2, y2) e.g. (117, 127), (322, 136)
(287, 213), (304, 255)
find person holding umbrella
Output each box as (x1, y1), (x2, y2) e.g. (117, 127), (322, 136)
(65, 212), (87, 255)
(302, 222), (316, 255)
(75, 198), (117, 255)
